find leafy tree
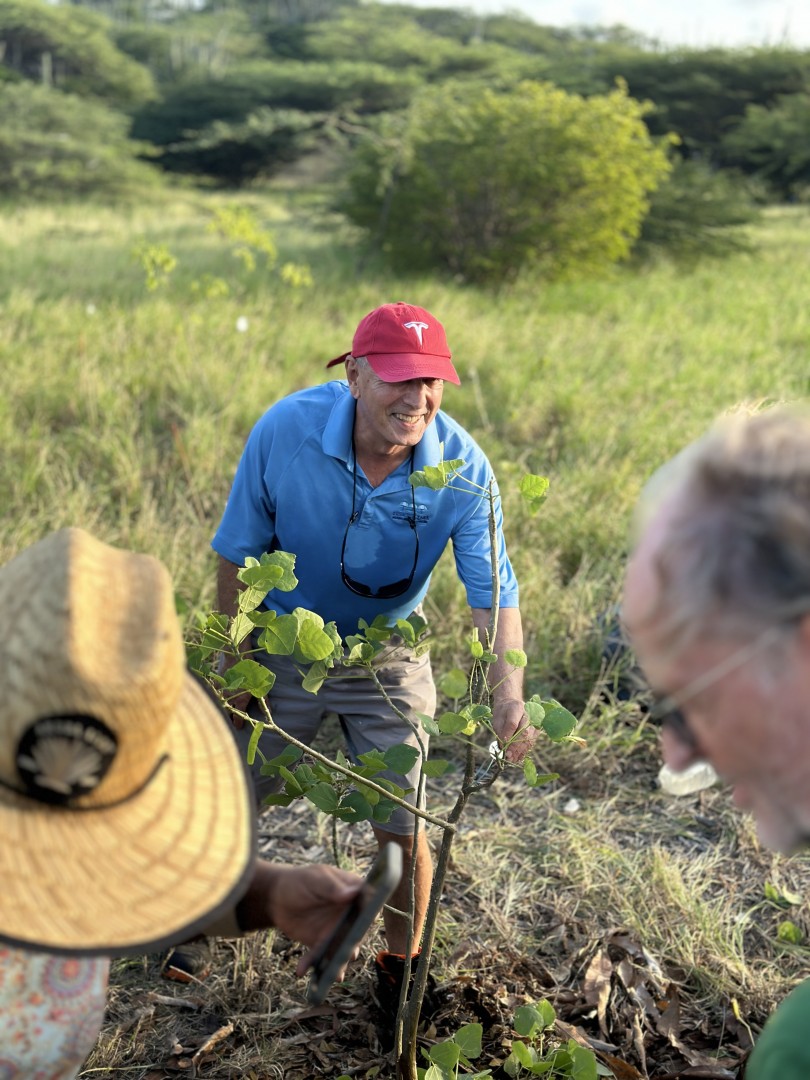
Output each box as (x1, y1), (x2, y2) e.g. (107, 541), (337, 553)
(0, 81), (161, 199)
(0, 0), (155, 105)
(720, 92), (810, 199)
(634, 158), (759, 263)
(113, 8), (267, 83)
(589, 46), (810, 159)
(131, 59), (417, 145)
(156, 106), (327, 184)
(302, 5), (461, 73)
(340, 78), (673, 285)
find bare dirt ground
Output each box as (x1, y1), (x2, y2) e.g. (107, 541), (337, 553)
(82, 709), (810, 1080)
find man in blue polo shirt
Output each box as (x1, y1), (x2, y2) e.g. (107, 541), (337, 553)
(211, 301), (534, 984)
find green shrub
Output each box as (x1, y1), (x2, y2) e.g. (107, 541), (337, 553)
(0, 82), (161, 200)
(634, 158), (760, 263)
(340, 78), (673, 285)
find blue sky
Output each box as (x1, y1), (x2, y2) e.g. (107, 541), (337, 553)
(377, 0), (810, 48)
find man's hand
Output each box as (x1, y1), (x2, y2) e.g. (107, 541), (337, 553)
(492, 698), (537, 763)
(237, 861), (365, 978)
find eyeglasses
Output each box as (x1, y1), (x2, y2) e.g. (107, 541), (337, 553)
(340, 447), (419, 600)
(648, 623), (789, 751)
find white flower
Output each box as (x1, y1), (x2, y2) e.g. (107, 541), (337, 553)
(235, 316), (249, 333)
(86, 303), (97, 316)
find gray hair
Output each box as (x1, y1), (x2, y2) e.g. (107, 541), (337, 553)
(641, 404), (810, 644)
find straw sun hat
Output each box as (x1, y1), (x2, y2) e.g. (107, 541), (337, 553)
(0, 527), (255, 956)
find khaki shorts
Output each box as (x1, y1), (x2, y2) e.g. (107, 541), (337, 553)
(228, 644), (436, 835)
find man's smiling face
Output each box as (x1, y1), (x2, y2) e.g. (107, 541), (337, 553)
(347, 356), (444, 456)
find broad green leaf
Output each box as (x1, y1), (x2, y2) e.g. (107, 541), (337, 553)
(422, 758), (453, 777)
(323, 620), (343, 654)
(278, 765), (304, 794)
(524, 758), (538, 786)
(420, 713), (441, 736)
(291, 606), (324, 631)
(569, 1043), (598, 1080)
(248, 609), (278, 627)
(258, 614), (299, 655)
(260, 550), (298, 592)
(222, 659), (274, 698)
(540, 701), (578, 740)
(306, 782), (341, 814)
(508, 1041), (535, 1068)
(765, 882), (803, 906)
(237, 562), (284, 610)
(295, 618), (336, 661)
(246, 721), (264, 766)
(395, 618), (417, 644)
(536, 999), (556, 1028)
(525, 699), (546, 727)
(504, 649), (527, 668)
(195, 612), (230, 654)
(437, 711), (471, 735)
(422, 1066), (448, 1080)
(230, 611), (254, 647)
(429, 1041), (461, 1069)
(347, 641), (376, 663)
(356, 748), (388, 773)
(411, 464), (452, 490)
(777, 920), (804, 944)
(336, 790), (374, 822)
(371, 798), (396, 824)
(514, 1004), (545, 1038)
(261, 792), (294, 807)
(528, 770), (560, 788)
(301, 660), (328, 694)
(470, 639), (484, 659)
(261, 744), (303, 772)
(354, 782), (381, 807)
(519, 474), (549, 515)
(438, 668), (469, 699)
(463, 704), (491, 722)
(454, 1023), (483, 1058)
(383, 743), (421, 776)
(293, 764), (316, 787)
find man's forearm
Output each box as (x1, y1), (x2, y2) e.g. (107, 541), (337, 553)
(217, 555), (243, 619)
(470, 605), (525, 704)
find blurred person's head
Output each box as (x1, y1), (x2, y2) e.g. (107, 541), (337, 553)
(623, 405), (810, 852)
(0, 526), (255, 956)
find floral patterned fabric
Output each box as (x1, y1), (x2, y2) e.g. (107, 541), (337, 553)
(0, 946), (109, 1079)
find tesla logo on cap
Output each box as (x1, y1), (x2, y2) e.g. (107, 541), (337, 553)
(403, 320), (429, 345)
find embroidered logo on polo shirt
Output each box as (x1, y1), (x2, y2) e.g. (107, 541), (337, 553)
(393, 500), (429, 524)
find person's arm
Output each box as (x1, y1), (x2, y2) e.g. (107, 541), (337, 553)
(236, 860), (365, 977)
(470, 605), (536, 762)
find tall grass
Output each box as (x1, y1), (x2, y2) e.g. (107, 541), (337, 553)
(9, 192), (806, 1074)
(2, 196), (809, 704)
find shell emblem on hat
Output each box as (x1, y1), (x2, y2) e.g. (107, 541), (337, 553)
(16, 715), (117, 803)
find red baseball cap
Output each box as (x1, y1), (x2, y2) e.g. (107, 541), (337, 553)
(326, 302), (460, 385)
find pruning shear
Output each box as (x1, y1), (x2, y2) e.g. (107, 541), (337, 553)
(472, 739), (507, 789)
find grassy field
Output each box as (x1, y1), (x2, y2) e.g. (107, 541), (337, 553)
(2, 194), (810, 1077)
